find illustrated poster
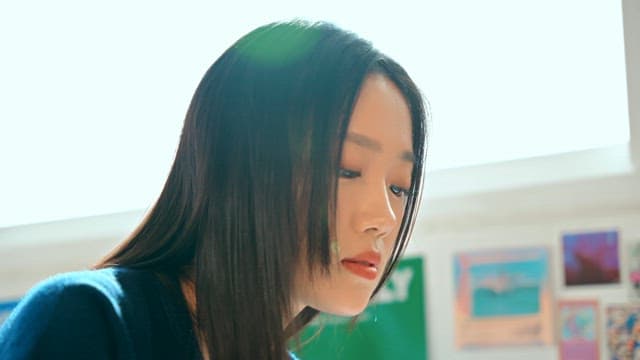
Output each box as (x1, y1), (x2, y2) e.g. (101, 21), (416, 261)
(563, 230), (620, 286)
(453, 247), (553, 348)
(606, 304), (640, 360)
(558, 299), (599, 360)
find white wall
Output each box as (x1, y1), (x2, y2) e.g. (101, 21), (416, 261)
(406, 172), (640, 360)
(1, 1), (638, 359)
(0, 210), (142, 297)
(1, 168), (640, 360)
(405, 2), (640, 357)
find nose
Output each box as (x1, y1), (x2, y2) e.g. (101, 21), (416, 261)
(351, 181), (398, 238)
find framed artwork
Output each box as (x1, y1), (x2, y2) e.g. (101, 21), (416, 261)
(558, 299), (599, 360)
(563, 230), (620, 286)
(453, 247), (553, 348)
(296, 257), (428, 359)
(606, 304), (640, 360)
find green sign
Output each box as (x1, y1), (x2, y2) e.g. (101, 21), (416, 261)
(295, 257), (427, 359)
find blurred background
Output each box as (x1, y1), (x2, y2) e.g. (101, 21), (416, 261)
(1, 0), (638, 359)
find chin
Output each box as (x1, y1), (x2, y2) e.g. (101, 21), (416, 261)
(319, 299), (370, 317)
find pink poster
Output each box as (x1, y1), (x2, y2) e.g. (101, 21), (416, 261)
(558, 300), (599, 360)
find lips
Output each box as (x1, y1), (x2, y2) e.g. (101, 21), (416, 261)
(341, 251), (381, 280)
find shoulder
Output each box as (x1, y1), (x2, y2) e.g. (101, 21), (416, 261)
(24, 268), (128, 303)
(0, 268), (146, 359)
(7, 268), (135, 327)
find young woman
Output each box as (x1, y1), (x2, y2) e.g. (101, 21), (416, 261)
(0, 20), (427, 359)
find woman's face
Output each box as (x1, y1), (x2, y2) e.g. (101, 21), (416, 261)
(293, 74), (414, 316)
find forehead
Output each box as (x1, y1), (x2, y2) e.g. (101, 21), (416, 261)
(346, 74), (413, 153)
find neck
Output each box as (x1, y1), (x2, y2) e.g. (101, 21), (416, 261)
(180, 277), (197, 317)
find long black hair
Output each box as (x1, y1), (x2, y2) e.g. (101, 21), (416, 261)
(97, 20), (428, 360)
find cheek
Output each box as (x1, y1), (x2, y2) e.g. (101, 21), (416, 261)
(390, 195), (407, 217)
(390, 200), (406, 233)
(335, 183), (354, 229)
(384, 204), (405, 253)
(385, 226), (400, 253)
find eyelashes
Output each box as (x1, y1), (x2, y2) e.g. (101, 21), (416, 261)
(337, 168), (360, 179)
(389, 184), (411, 197)
(338, 167), (411, 198)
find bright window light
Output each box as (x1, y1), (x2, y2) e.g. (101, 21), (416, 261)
(0, 1), (630, 228)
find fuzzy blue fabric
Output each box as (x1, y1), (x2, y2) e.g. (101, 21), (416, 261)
(0, 267), (300, 359)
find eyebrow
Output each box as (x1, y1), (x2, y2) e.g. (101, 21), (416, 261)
(345, 132), (415, 164)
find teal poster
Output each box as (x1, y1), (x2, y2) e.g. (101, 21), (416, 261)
(295, 256), (427, 359)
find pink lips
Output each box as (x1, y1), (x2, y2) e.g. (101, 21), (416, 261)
(340, 251), (381, 280)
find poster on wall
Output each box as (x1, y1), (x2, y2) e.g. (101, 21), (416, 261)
(0, 299), (20, 326)
(558, 299), (599, 360)
(295, 257), (427, 360)
(606, 304), (640, 360)
(629, 241), (640, 300)
(453, 247), (553, 348)
(562, 230), (620, 286)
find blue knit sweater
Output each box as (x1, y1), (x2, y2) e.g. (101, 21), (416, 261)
(0, 267), (299, 359)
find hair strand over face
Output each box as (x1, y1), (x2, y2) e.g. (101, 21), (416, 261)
(96, 20), (428, 360)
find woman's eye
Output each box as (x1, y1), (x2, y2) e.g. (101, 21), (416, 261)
(338, 168), (361, 179)
(389, 184), (410, 198)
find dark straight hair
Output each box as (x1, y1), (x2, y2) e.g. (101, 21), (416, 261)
(97, 20), (428, 360)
